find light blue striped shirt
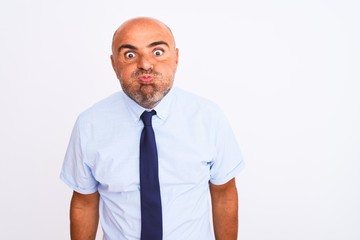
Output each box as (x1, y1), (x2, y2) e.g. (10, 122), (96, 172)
(60, 87), (245, 240)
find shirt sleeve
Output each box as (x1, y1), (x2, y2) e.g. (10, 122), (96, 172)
(209, 108), (245, 185)
(60, 116), (98, 194)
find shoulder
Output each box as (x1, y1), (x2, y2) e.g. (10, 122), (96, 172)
(172, 87), (223, 116)
(76, 91), (125, 123)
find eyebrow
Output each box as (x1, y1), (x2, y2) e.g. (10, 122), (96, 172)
(117, 44), (137, 53)
(117, 41), (170, 53)
(148, 41), (169, 48)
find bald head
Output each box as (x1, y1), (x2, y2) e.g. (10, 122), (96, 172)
(112, 17), (176, 54)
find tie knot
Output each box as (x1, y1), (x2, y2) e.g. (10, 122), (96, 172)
(141, 110), (156, 126)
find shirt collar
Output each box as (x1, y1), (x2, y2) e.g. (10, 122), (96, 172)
(122, 88), (175, 123)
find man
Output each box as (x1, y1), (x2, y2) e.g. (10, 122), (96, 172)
(60, 17), (245, 240)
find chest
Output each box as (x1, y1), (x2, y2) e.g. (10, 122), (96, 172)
(86, 120), (214, 193)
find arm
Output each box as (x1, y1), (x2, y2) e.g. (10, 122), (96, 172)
(70, 191), (100, 240)
(209, 178), (238, 240)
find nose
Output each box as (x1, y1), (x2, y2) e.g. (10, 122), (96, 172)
(137, 55), (153, 71)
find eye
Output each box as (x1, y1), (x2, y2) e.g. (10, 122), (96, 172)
(153, 49), (164, 56)
(125, 51), (136, 59)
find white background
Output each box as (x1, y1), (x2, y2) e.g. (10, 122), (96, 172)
(1, 0), (359, 239)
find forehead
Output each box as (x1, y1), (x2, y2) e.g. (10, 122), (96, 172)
(112, 20), (175, 50)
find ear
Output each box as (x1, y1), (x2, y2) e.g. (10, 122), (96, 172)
(110, 54), (116, 72)
(175, 48), (179, 65)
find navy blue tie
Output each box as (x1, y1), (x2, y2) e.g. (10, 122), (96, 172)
(140, 110), (163, 240)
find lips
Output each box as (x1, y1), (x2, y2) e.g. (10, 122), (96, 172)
(138, 75), (154, 83)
